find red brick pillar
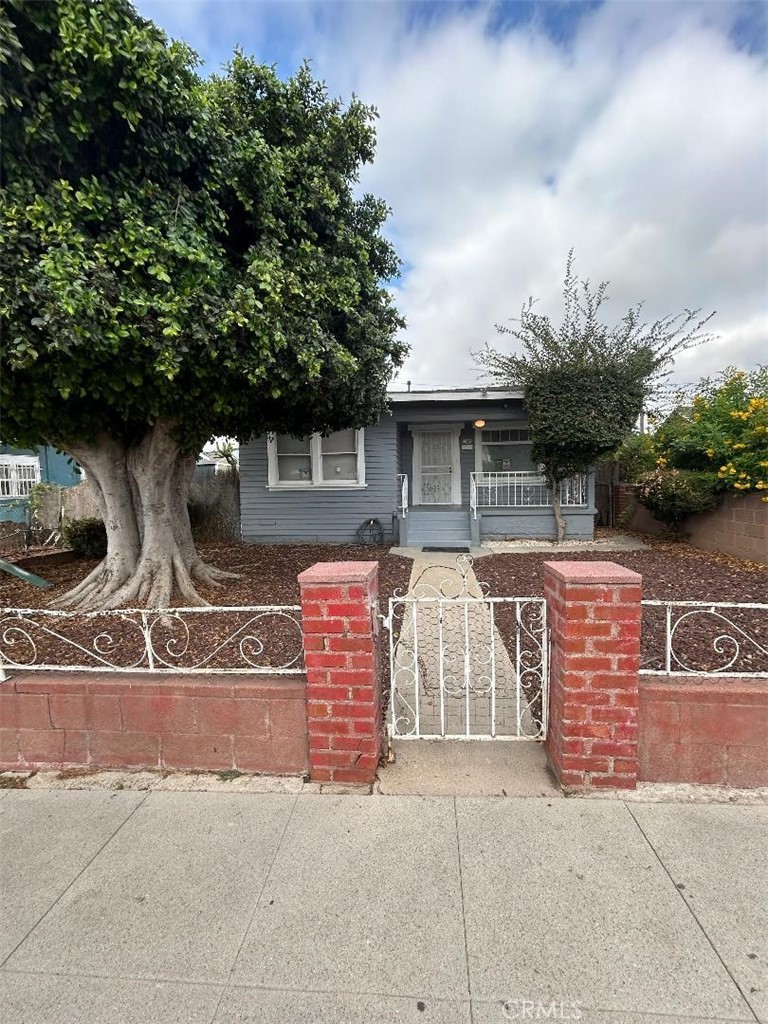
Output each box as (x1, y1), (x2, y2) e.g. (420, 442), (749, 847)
(544, 561), (642, 792)
(297, 561), (382, 785)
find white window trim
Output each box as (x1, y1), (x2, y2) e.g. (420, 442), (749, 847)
(0, 455), (41, 498)
(474, 424), (532, 474)
(266, 430), (366, 490)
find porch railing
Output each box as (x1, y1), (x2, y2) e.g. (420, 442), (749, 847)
(470, 472), (588, 517)
(397, 473), (408, 518)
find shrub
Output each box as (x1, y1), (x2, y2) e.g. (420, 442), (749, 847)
(614, 433), (658, 483)
(637, 469), (720, 530)
(61, 516), (107, 558)
(654, 367), (768, 500)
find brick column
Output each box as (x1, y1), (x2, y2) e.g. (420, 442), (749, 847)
(544, 561), (642, 792)
(297, 561), (382, 785)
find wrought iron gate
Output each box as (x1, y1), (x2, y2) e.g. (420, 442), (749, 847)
(383, 559), (548, 740)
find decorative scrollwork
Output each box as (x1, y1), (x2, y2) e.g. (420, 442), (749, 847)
(0, 606), (305, 674)
(386, 557), (548, 740)
(641, 602), (768, 676)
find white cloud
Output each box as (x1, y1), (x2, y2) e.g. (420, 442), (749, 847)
(138, 1), (768, 387)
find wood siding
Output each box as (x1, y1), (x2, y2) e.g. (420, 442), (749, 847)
(240, 416), (398, 543)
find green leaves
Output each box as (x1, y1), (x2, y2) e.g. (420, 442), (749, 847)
(0, 0), (406, 454)
(477, 254), (715, 485)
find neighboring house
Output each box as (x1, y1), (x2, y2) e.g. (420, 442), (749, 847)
(0, 445), (80, 523)
(238, 387), (596, 546)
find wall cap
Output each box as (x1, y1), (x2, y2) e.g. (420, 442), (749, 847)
(298, 561), (378, 585)
(543, 560), (642, 586)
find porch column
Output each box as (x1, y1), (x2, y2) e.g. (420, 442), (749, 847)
(544, 560), (642, 792)
(297, 561), (383, 785)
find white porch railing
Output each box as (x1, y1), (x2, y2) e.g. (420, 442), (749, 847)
(469, 472), (588, 517)
(397, 473), (408, 518)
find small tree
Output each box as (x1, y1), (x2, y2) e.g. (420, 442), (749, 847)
(476, 253), (714, 540)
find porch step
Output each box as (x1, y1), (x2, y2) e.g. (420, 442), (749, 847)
(405, 508), (472, 545)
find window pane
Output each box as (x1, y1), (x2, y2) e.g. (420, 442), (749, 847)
(277, 454), (313, 482)
(275, 434), (310, 455)
(322, 453), (357, 481)
(482, 443), (536, 472)
(322, 429), (356, 454)
(0, 466), (11, 496)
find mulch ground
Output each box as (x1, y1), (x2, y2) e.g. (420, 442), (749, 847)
(479, 536), (767, 676)
(1, 536), (765, 675)
(0, 543), (412, 673)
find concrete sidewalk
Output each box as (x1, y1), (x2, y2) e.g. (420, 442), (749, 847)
(0, 790), (765, 1024)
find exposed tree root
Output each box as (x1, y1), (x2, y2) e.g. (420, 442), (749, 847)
(51, 421), (241, 611)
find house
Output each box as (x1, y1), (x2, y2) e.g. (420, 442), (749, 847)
(238, 387), (596, 546)
(0, 445), (81, 524)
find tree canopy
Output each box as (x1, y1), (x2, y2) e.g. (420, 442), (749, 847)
(0, 0), (406, 607)
(476, 253), (714, 539)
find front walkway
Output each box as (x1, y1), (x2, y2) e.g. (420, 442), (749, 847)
(1, 789), (765, 1023)
(389, 554), (541, 738)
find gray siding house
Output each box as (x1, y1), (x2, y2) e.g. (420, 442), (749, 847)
(239, 387), (596, 546)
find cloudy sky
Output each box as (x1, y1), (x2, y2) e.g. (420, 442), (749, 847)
(136, 0), (767, 389)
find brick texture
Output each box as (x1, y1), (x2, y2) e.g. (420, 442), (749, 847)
(544, 560), (642, 792)
(298, 561), (382, 785)
(0, 672), (308, 774)
(638, 675), (768, 787)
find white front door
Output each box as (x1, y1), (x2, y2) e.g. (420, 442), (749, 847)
(416, 430), (458, 504)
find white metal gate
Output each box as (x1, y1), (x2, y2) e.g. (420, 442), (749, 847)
(384, 561), (548, 740)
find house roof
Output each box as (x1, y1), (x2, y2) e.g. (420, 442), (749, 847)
(387, 386), (523, 403)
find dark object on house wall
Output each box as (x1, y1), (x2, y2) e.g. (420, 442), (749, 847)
(356, 518), (384, 545)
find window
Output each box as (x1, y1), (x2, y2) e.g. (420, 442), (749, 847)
(477, 425), (534, 473)
(267, 430), (365, 488)
(0, 455), (41, 497)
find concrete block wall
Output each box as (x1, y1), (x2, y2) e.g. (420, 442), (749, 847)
(638, 676), (768, 787)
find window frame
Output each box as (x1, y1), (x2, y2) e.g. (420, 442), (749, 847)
(474, 423), (534, 475)
(0, 455), (42, 498)
(266, 429), (366, 490)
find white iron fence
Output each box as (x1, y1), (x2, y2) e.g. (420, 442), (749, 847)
(470, 471), (588, 517)
(384, 557), (548, 740)
(640, 601), (768, 677)
(0, 606), (305, 677)
(397, 473), (408, 518)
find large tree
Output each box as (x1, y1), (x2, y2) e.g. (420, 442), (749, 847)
(0, 0), (406, 608)
(476, 253), (713, 540)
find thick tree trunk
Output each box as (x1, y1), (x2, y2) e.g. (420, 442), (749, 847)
(53, 422), (239, 611)
(547, 472), (567, 544)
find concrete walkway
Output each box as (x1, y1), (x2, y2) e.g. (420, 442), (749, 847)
(390, 555), (541, 738)
(1, 789), (765, 1023)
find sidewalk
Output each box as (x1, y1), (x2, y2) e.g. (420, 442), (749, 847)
(0, 789), (765, 1023)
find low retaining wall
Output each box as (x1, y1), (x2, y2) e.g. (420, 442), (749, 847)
(629, 491), (767, 565)
(0, 672), (309, 775)
(638, 675), (768, 788)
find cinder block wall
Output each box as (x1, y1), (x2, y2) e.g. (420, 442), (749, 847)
(630, 492), (767, 565)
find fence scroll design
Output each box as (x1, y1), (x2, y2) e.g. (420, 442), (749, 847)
(0, 606), (304, 676)
(640, 601), (768, 677)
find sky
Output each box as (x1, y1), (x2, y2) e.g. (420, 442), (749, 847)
(135, 0), (768, 390)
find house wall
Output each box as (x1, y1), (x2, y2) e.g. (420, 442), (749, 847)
(239, 415), (398, 543)
(0, 445), (80, 523)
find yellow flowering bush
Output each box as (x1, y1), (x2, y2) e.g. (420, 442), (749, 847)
(654, 367), (768, 502)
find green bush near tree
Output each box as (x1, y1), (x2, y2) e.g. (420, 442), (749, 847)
(61, 517), (108, 559)
(637, 469), (720, 531)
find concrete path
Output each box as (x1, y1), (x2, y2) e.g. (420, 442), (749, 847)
(389, 555), (542, 739)
(1, 790), (765, 1024)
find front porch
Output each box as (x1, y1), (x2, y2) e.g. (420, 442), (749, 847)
(396, 467), (594, 547)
